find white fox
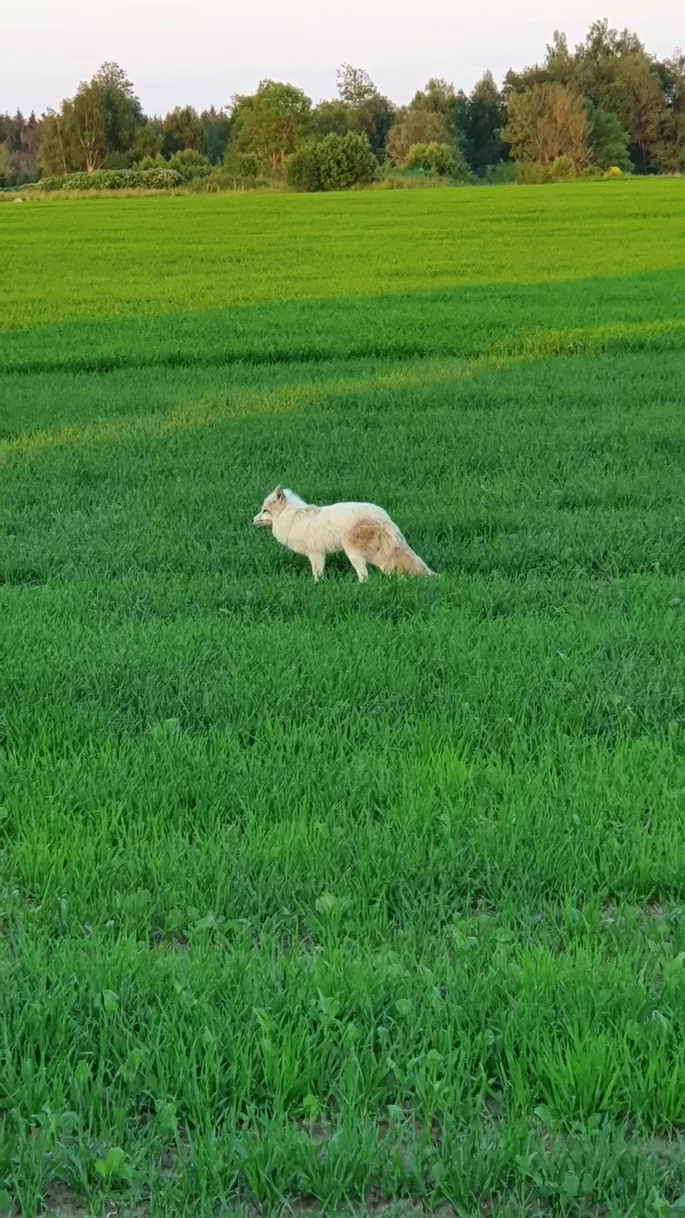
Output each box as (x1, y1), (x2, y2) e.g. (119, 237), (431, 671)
(252, 486), (434, 582)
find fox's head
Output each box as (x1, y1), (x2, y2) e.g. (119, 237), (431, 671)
(252, 485), (287, 529)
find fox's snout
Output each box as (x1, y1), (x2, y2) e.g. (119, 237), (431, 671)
(252, 511), (269, 527)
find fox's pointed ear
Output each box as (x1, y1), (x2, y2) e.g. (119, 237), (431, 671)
(275, 485), (284, 500)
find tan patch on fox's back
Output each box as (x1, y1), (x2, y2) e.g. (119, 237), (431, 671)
(346, 518), (384, 557)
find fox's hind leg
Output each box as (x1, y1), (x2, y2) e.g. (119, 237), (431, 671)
(343, 543), (368, 583)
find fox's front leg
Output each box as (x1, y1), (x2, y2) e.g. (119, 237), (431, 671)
(309, 553), (325, 581)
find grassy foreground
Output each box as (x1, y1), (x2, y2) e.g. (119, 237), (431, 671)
(2, 179), (685, 1217)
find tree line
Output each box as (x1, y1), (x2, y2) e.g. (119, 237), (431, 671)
(2, 21), (683, 191)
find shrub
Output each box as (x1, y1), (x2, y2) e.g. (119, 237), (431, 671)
(284, 132), (377, 193)
(515, 162), (552, 185)
(406, 142), (474, 183)
(33, 174), (67, 192)
(315, 132), (377, 191)
(579, 165), (604, 180)
(604, 165), (624, 177)
(135, 155), (168, 171)
(238, 153), (267, 185)
(376, 170), (461, 190)
(181, 168), (220, 194)
(222, 149), (270, 189)
(141, 169), (183, 189)
(376, 173), (427, 190)
(404, 142), (457, 176)
(285, 144), (322, 192)
(480, 161), (516, 185)
(551, 155), (576, 182)
(34, 168), (183, 192)
(375, 156), (473, 190)
(168, 149), (212, 181)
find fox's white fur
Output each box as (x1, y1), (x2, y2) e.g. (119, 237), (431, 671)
(253, 486), (434, 582)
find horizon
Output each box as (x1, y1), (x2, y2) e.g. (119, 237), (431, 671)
(3, 0), (682, 117)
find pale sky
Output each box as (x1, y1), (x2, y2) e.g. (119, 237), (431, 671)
(3, 0), (682, 117)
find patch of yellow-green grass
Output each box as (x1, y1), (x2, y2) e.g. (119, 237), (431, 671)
(2, 177), (685, 331)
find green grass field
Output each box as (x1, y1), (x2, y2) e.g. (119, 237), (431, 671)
(2, 178), (685, 1217)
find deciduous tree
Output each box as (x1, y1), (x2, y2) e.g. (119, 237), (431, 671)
(586, 100), (631, 170)
(201, 108), (231, 163)
(70, 83), (107, 172)
(457, 71), (507, 173)
(38, 110), (73, 175)
(162, 106), (205, 156)
(90, 62), (142, 154)
(386, 108), (449, 166)
(310, 99), (351, 140)
(409, 78), (461, 127)
(37, 62), (143, 174)
(335, 65), (394, 158)
(502, 82), (589, 167)
(231, 81), (311, 167)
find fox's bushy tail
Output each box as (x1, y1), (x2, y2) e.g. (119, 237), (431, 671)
(387, 540), (435, 577)
(346, 517), (435, 578)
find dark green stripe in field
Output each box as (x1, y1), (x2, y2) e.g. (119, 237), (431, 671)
(2, 345), (685, 577)
(1, 269), (685, 376)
